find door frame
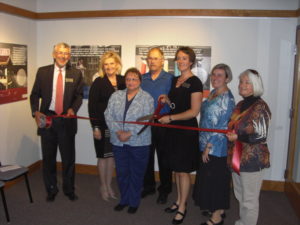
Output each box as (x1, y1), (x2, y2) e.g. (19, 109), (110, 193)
(285, 25), (300, 219)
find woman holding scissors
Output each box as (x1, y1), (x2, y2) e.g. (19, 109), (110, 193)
(159, 46), (203, 224)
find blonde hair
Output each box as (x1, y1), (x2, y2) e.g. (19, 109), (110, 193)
(99, 51), (122, 78)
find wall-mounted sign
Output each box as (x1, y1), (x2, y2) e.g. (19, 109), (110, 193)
(0, 43), (27, 104)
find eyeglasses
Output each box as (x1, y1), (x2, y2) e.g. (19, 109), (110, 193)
(125, 78), (140, 82)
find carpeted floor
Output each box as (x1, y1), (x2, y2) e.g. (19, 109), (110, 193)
(0, 169), (299, 225)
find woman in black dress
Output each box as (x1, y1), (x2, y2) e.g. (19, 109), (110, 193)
(159, 47), (203, 224)
(88, 51), (125, 201)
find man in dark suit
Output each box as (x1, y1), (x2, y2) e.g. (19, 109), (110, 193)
(30, 42), (83, 202)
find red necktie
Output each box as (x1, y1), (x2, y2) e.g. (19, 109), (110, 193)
(55, 69), (63, 115)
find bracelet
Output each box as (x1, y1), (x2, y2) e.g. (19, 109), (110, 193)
(93, 126), (100, 131)
(169, 115), (172, 122)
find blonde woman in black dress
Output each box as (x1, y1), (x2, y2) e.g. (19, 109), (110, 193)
(88, 51), (125, 201)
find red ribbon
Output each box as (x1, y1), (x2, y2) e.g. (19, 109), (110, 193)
(41, 114), (96, 128)
(119, 120), (229, 133)
(232, 140), (242, 175)
(42, 115), (229, 134)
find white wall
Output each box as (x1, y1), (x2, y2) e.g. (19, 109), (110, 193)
(0, 12), (39, 166)
(35, 0), (299, 11)
(36, 16), (297, 181)
(0, 0), (298, 181)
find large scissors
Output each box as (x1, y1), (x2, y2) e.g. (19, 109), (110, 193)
(136, 97), (175, 135)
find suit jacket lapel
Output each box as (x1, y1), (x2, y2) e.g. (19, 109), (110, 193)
(64, 68), (73, 109)
(46, 66), (55, 109)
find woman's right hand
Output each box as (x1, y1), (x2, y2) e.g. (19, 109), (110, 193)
(116, 130), (132, 142)
(202, 144), (212, 163)
(226, 131), (237, 142)
(158, 94), (169, 104)
(93, 128), (102, 140)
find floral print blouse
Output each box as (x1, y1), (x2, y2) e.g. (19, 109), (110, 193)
(227, 97), (271, 172)
(199, 89), (235, 157)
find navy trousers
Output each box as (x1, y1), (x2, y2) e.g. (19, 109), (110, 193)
(113, 145), (150, 207)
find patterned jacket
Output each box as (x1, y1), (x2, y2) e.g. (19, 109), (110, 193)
(104, 88), (154, 147)
(227, 98), (271, 172)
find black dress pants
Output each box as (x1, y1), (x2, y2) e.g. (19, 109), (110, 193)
(143, 126), (172, 194)
(40, 117), (76, 195)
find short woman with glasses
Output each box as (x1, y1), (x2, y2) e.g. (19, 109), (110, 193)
(104, 67), (154, 214)
(226, 69), (271, 225)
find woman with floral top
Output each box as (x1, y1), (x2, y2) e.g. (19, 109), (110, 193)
(226, 69), (271, 225)
(193, 64), (235, 225)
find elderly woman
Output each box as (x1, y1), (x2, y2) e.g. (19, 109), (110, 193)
(159, 46), (203, 224)
(193, 64), (235, 225)
(88, 51), (125, 201)
(104, 67), (154, 214)
(226, 69), (271, 225)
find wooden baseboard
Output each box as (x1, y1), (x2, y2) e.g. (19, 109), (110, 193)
(261, 179), (285, 192)
(5, 161), (285, 192)
(63, 162), (284, 192)
(285, 181), (300, 218)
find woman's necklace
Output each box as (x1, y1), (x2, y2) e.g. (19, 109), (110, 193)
(107, 74), (117, 86)
(208, 87), (228, 100)
(176, 74), (192, 88)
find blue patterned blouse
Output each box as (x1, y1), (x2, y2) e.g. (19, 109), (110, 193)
(199, 89), (235, 157)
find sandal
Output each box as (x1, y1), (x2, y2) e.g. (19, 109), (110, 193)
(202, 211), (226, 219)
(200, 218), (224, 225)
(165, 202), (179, 213)
(172, 210), (186, 224)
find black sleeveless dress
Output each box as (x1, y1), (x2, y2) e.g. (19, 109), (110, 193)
(166, 76), (203, 172)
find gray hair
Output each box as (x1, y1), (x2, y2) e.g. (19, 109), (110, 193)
(53, 42), (70, 53)
(239, 69), (264, 97)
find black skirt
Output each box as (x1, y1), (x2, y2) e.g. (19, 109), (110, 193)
(192, 155), (231, 211)
(93, 129), (113, 158)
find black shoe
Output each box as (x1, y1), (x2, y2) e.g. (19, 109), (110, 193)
(202, 211), (226, 219)
(165, 202), (179, 213)
(127, 206), (138, 214)
(200, 219), (224, 225)
(172, 210), (186, 224)
(46, 192), (57, 202)
(157, 193), (168, 204)
(141, 189), (156, 198)
(65, 192), (78, 201)
(202, 211), (212, 217)
(114, 204), (128, 211)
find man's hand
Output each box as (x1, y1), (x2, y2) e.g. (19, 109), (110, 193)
(67, 108), (75, 116)
(34, 111), (46, 128)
